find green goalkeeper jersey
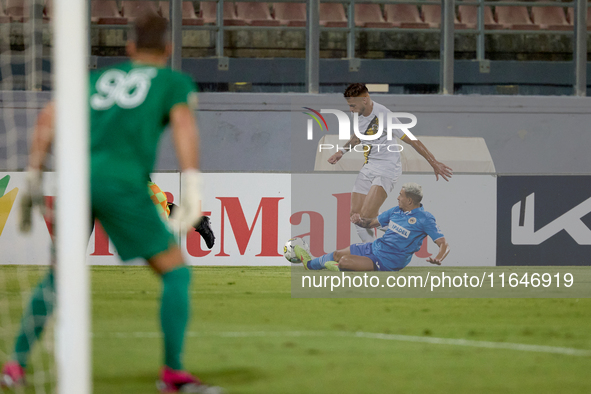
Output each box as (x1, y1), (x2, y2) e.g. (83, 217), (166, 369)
(89, 61), (196, 186)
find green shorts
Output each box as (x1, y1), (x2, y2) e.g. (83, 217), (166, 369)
(91, 178), (176, 261)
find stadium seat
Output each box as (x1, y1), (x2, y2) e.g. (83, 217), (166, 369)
(43, 0), (51, 19)
(354, 4), (393, 28)
(44, 0), (65, 22)
(319, 3), (347, 27)
(457, 0), (501, 30)
(422, 4), (467, 29)
(90, 1), (127, 24)
(495, 0), (540, 30)
(384, 4), (429, 28)
(0, 1), (9, 23)
(121, 1), (160, 22)
(235, 2), (280, 26)
(566, 6), (591, 30)
(531, 2), (570, 30)
(160, 1), (204, 25)
(201, 1), (246, 26)
(272, 2), (306, 26)
(4, 0), (26, 22)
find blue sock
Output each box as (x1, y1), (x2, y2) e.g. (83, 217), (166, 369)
(308, 252), (335, 270)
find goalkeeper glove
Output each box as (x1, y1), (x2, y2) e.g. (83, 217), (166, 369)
(169, 169), (202, 233)
(19, 168), (45, 233)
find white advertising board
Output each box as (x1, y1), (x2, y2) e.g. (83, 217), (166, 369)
(0, 172), (495, 267)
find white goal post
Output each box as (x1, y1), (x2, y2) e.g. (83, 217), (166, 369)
(54, 0), (90, 393)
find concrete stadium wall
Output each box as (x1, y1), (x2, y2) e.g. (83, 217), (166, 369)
(2, 92), (591, 174)
(175, 93), (591, 175)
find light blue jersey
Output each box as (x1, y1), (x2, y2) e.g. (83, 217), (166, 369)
(372, 205), (444, 270)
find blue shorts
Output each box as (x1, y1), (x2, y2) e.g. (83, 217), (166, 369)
(349, 242), (387, 271)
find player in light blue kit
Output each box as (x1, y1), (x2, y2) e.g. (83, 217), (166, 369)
(295, 183), (450, 271)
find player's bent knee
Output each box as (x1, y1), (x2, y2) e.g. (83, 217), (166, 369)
(338, 255), (354, 269)
(333, 247), (350, 262)
(338, 255), (375, 271)
(148, 246), (185, 275)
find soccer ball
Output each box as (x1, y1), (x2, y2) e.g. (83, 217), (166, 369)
(283, 237), (309, 263)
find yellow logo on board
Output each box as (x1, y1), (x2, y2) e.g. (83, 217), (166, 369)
(0, 175), (19, 237)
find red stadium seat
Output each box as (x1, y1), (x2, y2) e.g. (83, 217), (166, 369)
(5, 0), (52, 23)
(495, 0), (540, 30)
(384, 4), (429, 29)
(532, 1), (570, 31)
(91, 1), (127, 25)
(44, 0), (51, 19)
(121, 1), (159, 22)
(422, 4), (467, 29)
(354, 4), (393, 28)
(0, 1), (10, 23)
(160, 1), (204, 25)
(566, 6), (591, 30)
(201, 1), (246, 26)
(457, 0), (501, 30)
(235, 2), (280, 26)
(319, 3), (347, 27)
(273, 3), (306, 27)
(5, 0), (26, 22)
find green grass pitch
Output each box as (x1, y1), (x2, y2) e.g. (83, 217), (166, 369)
(1, 266), (590, 393)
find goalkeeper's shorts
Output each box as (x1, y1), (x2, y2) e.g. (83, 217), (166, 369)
(91, 178), (176, 261)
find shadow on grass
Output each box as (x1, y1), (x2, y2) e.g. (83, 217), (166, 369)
(93, 366), (265, 393)
(199, 366), (266, 385)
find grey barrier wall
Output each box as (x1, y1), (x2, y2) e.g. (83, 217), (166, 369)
(2, 91), (591, 174)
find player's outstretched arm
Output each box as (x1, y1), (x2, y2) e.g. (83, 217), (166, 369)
(401, 137), (453, 181)
(170, 103), (199, 171)
(20, 102), (55, 233)
(29, 101), (55, 170)
(327, 151), (343, 164)
(169, 103), (202, 232)
(426, 237), (449, 265)
(327, 135), (361, 164)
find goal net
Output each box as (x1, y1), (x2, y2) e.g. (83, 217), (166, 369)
(0, 0), (90, 393)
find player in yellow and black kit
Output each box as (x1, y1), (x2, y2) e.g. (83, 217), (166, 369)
(148, 180), (215, 249)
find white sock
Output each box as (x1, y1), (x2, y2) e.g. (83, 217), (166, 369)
(355, 224), (375, 242)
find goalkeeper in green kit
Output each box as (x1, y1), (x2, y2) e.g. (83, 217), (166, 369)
(1, 12), (221, 394)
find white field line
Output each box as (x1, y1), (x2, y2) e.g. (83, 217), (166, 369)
(92, 330), (591, 357)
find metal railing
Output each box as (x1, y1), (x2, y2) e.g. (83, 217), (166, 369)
(15, 0), (591, 94)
